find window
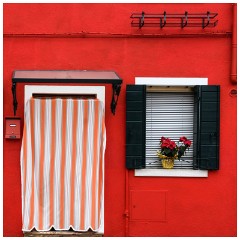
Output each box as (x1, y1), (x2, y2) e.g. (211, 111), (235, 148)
(126, 78), (220, 177)
(146, 87), (194, 169)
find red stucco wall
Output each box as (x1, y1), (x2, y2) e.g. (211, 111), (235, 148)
(3, 3), (237, 237)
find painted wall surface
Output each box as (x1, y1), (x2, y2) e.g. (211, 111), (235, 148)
(3, 3), (237, 237)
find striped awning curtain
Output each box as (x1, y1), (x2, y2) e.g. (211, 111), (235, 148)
(20, 98), (106, 232)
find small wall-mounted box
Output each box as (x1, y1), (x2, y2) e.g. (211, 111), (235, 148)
(5, 117), (21, 139)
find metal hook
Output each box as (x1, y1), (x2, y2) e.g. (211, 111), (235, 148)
(160, 11), (167, 28)
(181, 11), (188, 28)
(139, 11), (145, 29)
(202, 11), (210, 29)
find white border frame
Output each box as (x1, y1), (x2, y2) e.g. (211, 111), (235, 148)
(25, 85), (105, 105)
(25, 85), (105, 233)
(134, 77), (208, 178)
(135, 77), (208, 86)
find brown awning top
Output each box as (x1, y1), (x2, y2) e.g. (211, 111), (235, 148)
(13, 70), (121, 81)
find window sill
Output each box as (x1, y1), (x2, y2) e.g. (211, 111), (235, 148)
(135, 169), (208, 177)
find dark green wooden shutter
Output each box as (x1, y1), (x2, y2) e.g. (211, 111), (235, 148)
(126, 85), (146, 169)
(193, 85), (220, 170)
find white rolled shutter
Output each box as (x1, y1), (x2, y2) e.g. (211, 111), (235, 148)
(146, 91), (194, 169)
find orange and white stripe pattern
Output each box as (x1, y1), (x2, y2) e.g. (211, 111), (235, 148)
(20, 98), (106, 232)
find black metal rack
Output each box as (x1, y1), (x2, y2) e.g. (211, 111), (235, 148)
(12, 70), (122, 116)
(130, 11), (218, 29)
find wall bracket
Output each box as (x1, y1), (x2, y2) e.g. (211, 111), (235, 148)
(12, 70), (123, 116)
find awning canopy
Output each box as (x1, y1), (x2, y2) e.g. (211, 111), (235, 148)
(13, 70), (122, 82)
(12, 70), (122, 115)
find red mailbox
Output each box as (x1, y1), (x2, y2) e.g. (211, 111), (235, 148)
(5, 117), (21, 139)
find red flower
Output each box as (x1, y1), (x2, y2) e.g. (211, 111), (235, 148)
(161, 137), (177, 150)
(179, 136), (191, 147)
(180, 136), (187, 142)
(158, 136), (191, 159)
(184, 140), (191, 147)
(161, 139), (170, 148)
(169, 142), (176, 150)
(161, 136), (166, 142)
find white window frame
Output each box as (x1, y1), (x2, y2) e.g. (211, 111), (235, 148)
(25, 85), (105, 234)
(134, 78), (208, 178)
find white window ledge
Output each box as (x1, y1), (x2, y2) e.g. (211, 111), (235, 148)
(135, 169), (208, 178)
(135, 77), (208, 86)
